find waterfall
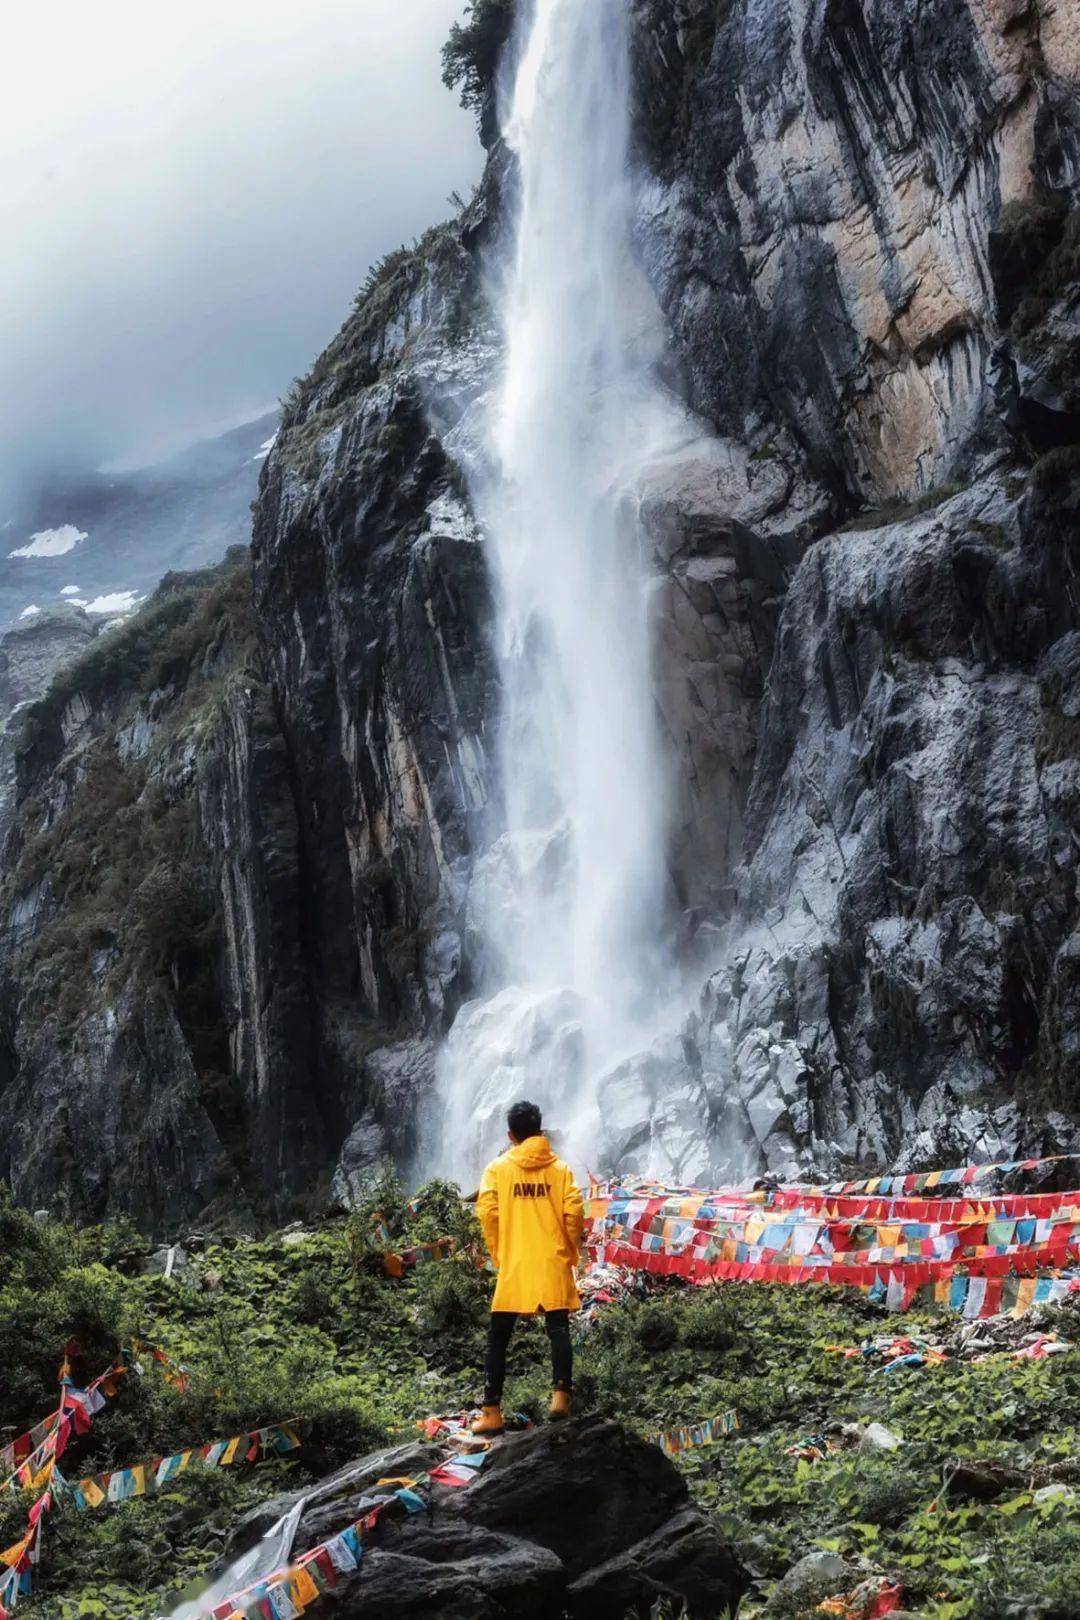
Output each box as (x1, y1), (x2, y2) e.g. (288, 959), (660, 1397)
(436, 0), (679, 1180)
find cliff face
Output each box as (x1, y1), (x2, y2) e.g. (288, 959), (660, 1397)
(629, 0), (1079, 500)
(250, 219), (500, 1203)
(604, 0), (1080, 1178)
(1, 1), (1078, 1221)
(0, 556), (314, 1227)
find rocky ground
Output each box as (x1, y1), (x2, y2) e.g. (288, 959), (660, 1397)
(6, 1183), (1080, 1619)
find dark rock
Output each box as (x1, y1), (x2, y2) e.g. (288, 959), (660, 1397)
(291, 1417), (746, 1619)
(629, 0), (1076, 503)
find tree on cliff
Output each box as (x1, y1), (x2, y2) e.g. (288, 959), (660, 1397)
(441, 0), (515, 120)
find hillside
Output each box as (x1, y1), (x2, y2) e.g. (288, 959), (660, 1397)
(5, 1192), (1080, 1618)
(0, 415), (277, 636)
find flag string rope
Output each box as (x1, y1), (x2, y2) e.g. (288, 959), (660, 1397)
(66, 1420), (303, 1511)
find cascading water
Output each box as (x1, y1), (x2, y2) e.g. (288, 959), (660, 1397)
(436, 0), (681, 1180)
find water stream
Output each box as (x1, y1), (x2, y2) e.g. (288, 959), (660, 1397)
(437, 0), (680, 1180)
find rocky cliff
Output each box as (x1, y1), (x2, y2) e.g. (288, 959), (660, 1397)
(625, 0), (1080, 1179)
(0, 0), (1078, 1222)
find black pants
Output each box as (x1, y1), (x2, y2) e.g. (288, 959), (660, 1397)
(483, 1310), (572, 1403)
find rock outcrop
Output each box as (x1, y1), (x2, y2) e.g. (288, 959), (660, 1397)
(0, 606), (95, 835)
(629, 0), (1079, 502)
(236, 1417), (745, 1619)
(598, 0), (1080, 1177)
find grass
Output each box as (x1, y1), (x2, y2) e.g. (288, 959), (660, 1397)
(4, 1175), (1080, 1617)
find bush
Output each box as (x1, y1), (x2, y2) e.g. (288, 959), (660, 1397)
(413, 1259), (488, 1347)
(633, 1302), (680, 1352)
(0, 1196), (132, 1430)
(680, 1294), (737, 1351)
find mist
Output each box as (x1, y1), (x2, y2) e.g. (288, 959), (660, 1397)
(0, 0), (481, 509)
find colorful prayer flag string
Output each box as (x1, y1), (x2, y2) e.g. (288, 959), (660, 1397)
(67, 1420), (302, 1511)
(0, 1356), (134, 1612)
(583, 1170), (1080, 1320)
(130, 1339), (196, 1394)
(647, 1408), (739, 1457)
(824, 1152), (1080, 1197)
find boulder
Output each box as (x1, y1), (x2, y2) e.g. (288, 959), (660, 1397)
(289, 1416), (746, 1619)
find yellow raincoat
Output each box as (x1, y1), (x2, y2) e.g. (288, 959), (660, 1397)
(477, 1135), (584, 1313)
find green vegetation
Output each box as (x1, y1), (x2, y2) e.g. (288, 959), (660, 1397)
(1011, 210), (1080, 348)
(277, 218), (479, 478)
(441, 0), (515, 121)
(16, 550), (254, 764)
(4, 1174), (1080, 1618)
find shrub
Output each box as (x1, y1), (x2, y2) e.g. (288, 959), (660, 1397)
(413, 1259), (487, 1346)
(680, 1293), (737, 1351)
(633, 1301), (680, 1352)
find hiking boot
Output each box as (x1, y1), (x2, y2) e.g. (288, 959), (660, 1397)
(471, 1404), (505, 1436)
(549, 1389), (571, 1422)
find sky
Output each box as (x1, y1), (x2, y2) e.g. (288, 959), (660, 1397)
(0, 0), (481, 503)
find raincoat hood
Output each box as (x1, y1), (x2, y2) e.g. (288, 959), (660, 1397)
(507, 1134), (557, 1171)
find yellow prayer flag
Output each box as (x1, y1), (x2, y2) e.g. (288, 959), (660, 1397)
(287, 1565), (320, 1607)
(1, 1533), (31, 1568)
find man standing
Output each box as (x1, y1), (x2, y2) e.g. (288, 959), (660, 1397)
(472, 1100), (585, 1436)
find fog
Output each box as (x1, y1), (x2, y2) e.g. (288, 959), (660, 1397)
(0, 0), (481, 506)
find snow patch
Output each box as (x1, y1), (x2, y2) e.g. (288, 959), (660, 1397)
(8, 525), (88, 559)
(252, 434), (278, 462)
(59, 585), (81, 596)
(19, 605), (40, 618)
(84, 590), (141, 615)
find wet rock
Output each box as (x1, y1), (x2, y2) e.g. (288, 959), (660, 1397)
(693, 456), (1080, 1173)
(629, 0), (1073, 503)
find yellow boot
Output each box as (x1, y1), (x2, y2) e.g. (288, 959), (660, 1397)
(471, 1404), (505, 1437)
(549, 1388), (571, 1422)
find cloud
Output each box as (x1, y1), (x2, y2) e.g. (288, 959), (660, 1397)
(0, 0), (480, 504)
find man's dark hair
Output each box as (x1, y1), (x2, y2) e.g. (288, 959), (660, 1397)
(507, 1100), (543, 1141)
